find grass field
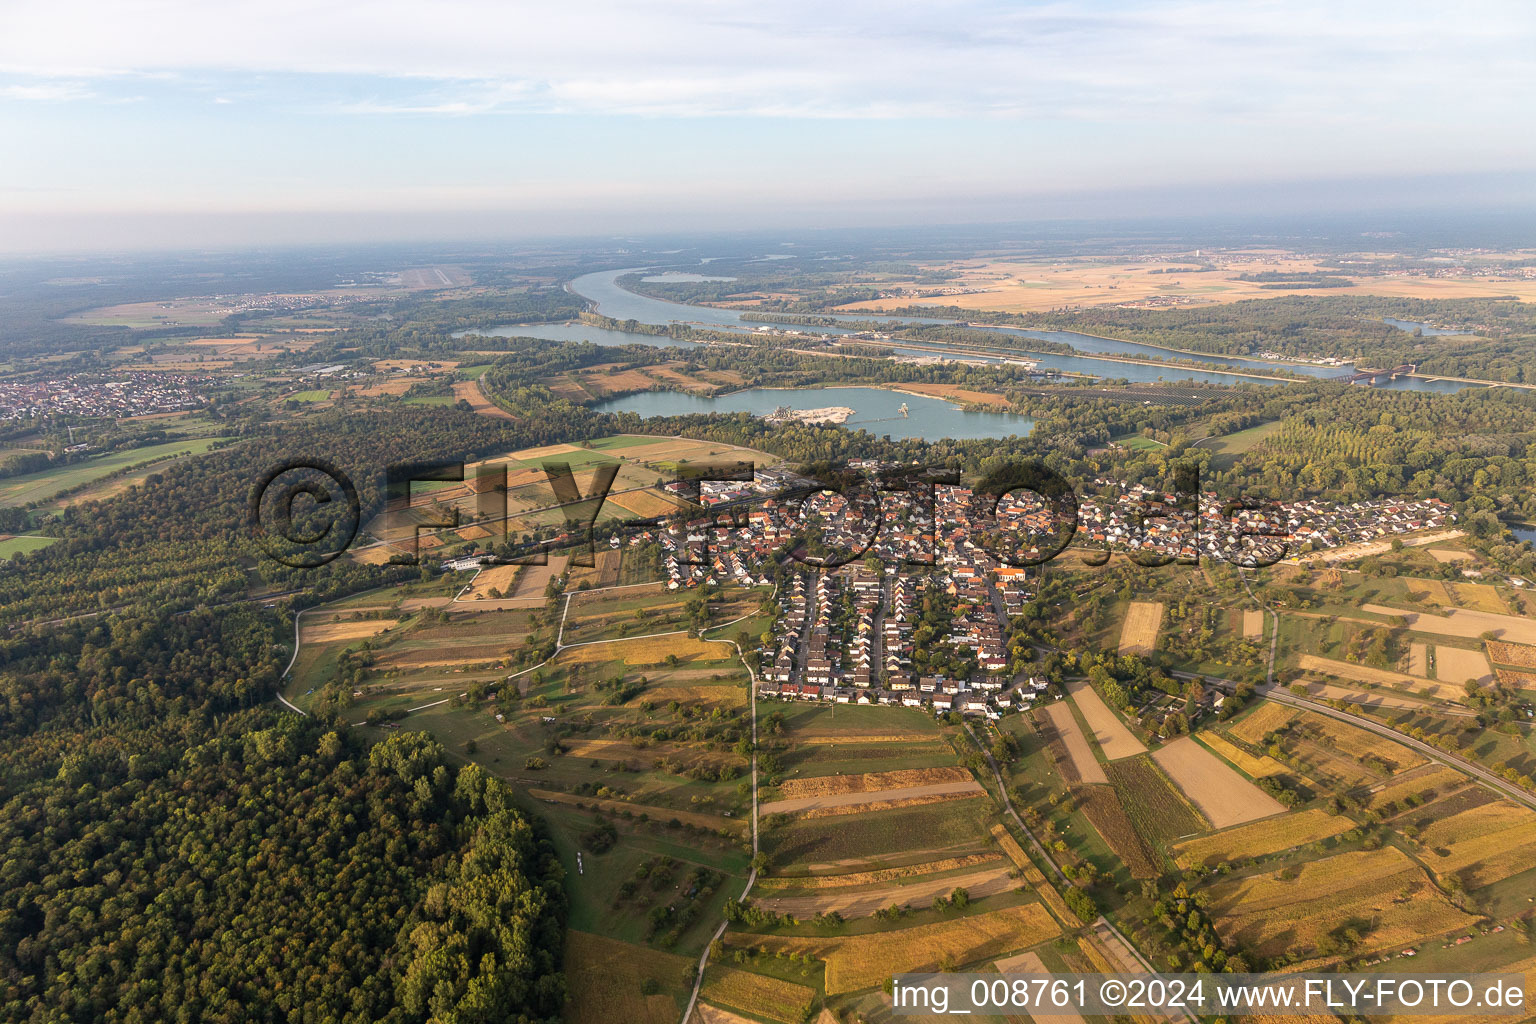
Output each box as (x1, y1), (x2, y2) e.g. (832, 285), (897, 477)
(288, 389), (332, 402)
(1078, 785), (1158, 877)
(0, 437), (223, 507)
(1152, 736), (1286, 830)
(564, 931), (694, 1024)
(1171, 808), (1355, 868)
(766, 797), (994, 870)
(1206, 847), (1479, 959)
(1204, 420), (1281, 470)
(0, 533), (56, 559)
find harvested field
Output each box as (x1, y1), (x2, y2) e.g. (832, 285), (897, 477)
(1078, 785), (1158, 877)
(609, 489), (684, 518)
(1362, 603), (1536, 644)
(1172, 808), (1354, 868)
(1408, 642), (1429, 676)
(989, 825), (1076, 924)
(1228, 702), (1298, 745)
(699, 967), (815, 1024)
(1415, 800), (1536, 889)
(768, 799), (993, 871)
(1367, 765), (1466, 811)
(1197, 733), (1291, 779)
(298, 618), (399, 643)
(694, 1005), (758, 1024)
(777, 766), (971, 801)
(1426, 547), (1475, 563)
(1486, 639), (1536, 668)
(758, 854), (1001, 891)
(1242, 609), (1265, 639)
(1104, 756), (1208, 843)
(765, 781), (987, 818)
(1435, 645), (1493, 686)
(510, 556), (566, 601)
(452, 379), (515, 420)
(510, 442), (583, 460)
(1291, 711), (1425, 772)
(1207, 847), (1480, 958)
(1066, 680), (1145, 759)
(1039, 701), (1107, 784)
(819, 903), (1059, 994)
(1293, 680), (1444, 715)
(466, 563), (522, 599)
(1296, 654), (1465, 701)
(1495, 666), (1536, 687)
(1153, 736), (1286, 830)
(565, 931), (692, 1024)
(1118, 601), (1163, 656)
(757, 864), (1016, 919)
(1447, 581), (1507, 613)
(1405, 578), (1453, 606)
(560, 637), (727, 669)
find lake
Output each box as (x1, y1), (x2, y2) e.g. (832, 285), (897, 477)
(1382, 317), (1471, 337)
(592, 386), (1035, 441)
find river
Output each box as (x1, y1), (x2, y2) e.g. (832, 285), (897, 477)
(593, 386), (1034, 441)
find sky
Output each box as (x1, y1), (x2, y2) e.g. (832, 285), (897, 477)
(1, 0), (1534, 251)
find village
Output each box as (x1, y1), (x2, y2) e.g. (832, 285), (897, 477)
(0, 371), (212, 420)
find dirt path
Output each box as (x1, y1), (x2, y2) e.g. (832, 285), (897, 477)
(757, 865), (1015, 918)
(760, 780), (984, 815)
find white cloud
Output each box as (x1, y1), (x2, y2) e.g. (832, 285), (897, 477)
(0, 0), (1530, 125)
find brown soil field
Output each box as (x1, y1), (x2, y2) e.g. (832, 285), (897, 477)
(1066, 680), (1146, 759)
(1040, 701), (1108, 784)
(566, 931), (691, 1024)
(1415, 800), (1536, 889)
(455, 525), (492, 540)
(1408, 642), (1429, 676)
(777, 766), (972, 801)
(373, 358), (459, 372)
(1152, 736), (1287, 829)
(757, 864), (1016, 919)
(1294, 681), (1449, 715)
(1425, 547), (1475, 563)
(298, 618), (400, 643)
(510, 556), (567, 600)
(763, 780), (984, 816)
(1486, 639), (1536, 668)
(1197, 733), (1291, 779)
(693, 1005), (758, 1024)
(819, 902), (1059, 994)
(1362, 603), (1536, 644)
(529, 788), (745, 833)
(1228, 703), (1299, 744)
(1118, 601), (1164, 656)
(1172, 807), (1354, 868)
(991, 952), (1086, 1024)
(1296, 654), (1466, 701)
(1207, 847), (1479, 959)
(1435, 645), (1493, 685)
(1242, 609), (1265, 639)
(452, 379), (516, 420)
(698, 967), (815, 1024)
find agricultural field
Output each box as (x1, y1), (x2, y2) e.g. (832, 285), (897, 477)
(1435, 645), (1493, 686)
(1196, 732), (1292, 780)
(1366, 765), (1467, 812)
(1077, 786), (1158, 878)
(564, 931), (695, 1024)
(1066, 680), (1145, 759)
(1171, 807), (1355, 869)
(1362, 604), (1536, 645)
(764, 767), (983, 817)
(755, 862), (1017, 919)
(1103, 755), (1208, 844)
(765, 796), (995, 871)
(1038, 700), (1108, 785)
(1404, 795), (1536, 890)
(1228, 702), (1299, 745)
(1118, 600), (1163, 656)
(1205, 847), (1480, 960)
(1295, 654), (1466, 701)
(699, 966), (816, 1024)
(0, 533), (56, 559)
(0, 437), (224, 508)
(1151, 736), (1287, 830)
(1485, 640), (1536, 669)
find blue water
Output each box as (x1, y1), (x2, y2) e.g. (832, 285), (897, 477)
(1512, 525), (1536, 545)
(451, 321), (699, 350)
(593, 386), (1034, 442)
(1382, 317), (1471, 337)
